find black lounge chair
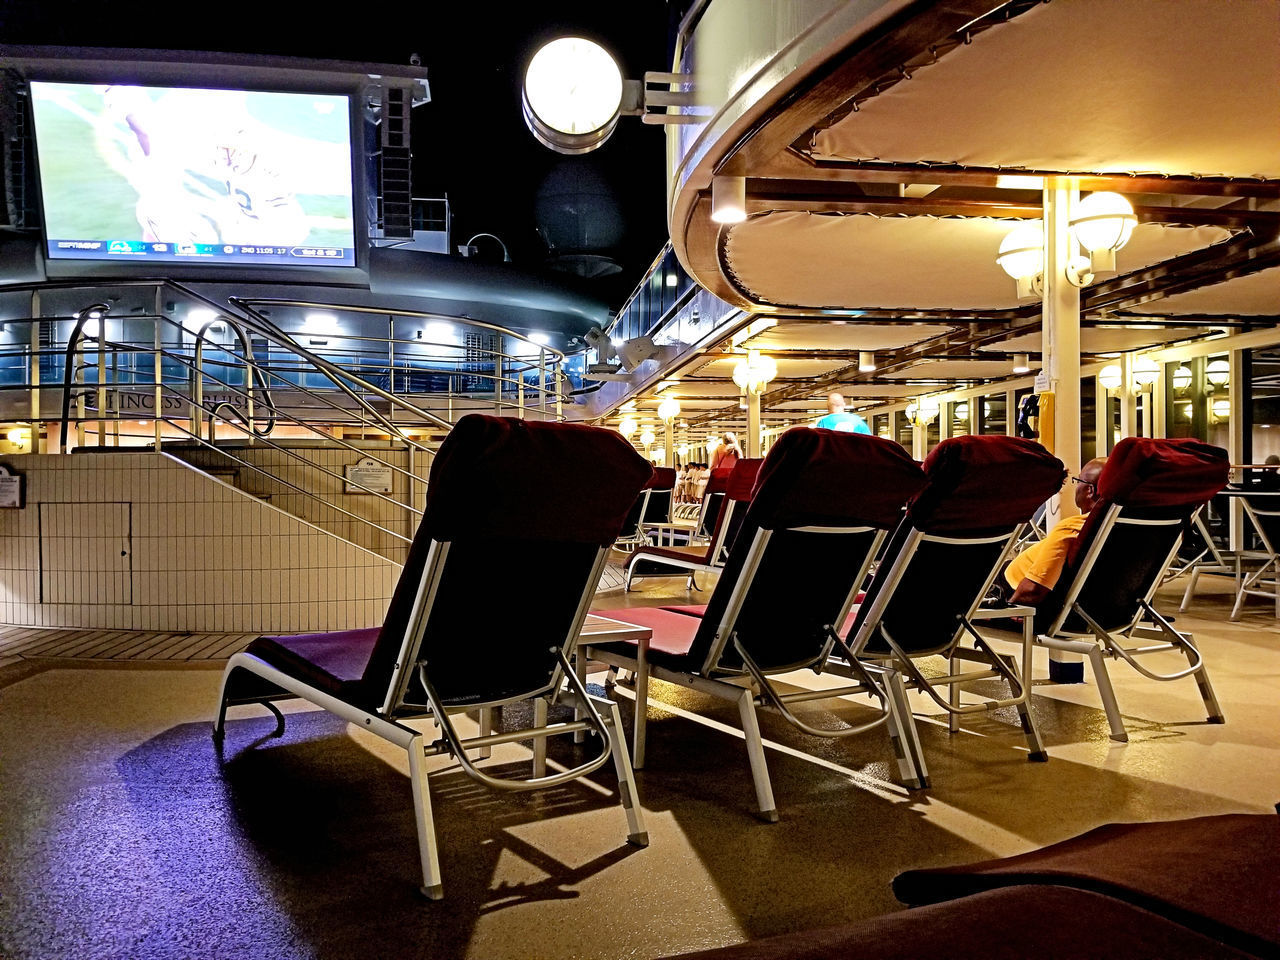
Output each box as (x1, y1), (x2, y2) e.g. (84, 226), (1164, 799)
(1230, 491), (1280, 619)
(1032, 437), (1230, 741)
(616, 466), (676, 552)
(212, 415), (654, 899)
(837, 434), (1067, 786)
(624, 458), (762, 591)
(586, 427), (930, 819)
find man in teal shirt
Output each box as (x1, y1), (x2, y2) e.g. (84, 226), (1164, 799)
(815, 391), (870, 434)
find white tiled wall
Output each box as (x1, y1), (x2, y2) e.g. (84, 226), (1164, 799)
(174, 445), (427, 561)
(0, 453), (401, 632)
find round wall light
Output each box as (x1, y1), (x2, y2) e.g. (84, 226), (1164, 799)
(522, 37), (624, 155)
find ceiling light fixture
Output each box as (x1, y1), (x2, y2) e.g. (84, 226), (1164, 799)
(1012, 353), (1031, 375)
(858, 351), (876, 373)
(711, 175), (747, 224)
(1206, 358), (1230, 389)
(657, 397), (681, 422)
(731, 349), (777, 394)
(1070, 191), (1138, 273)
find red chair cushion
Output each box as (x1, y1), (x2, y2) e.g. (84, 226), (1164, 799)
(1097, 437), (1230, 507)
(911, 435), (1066, 534)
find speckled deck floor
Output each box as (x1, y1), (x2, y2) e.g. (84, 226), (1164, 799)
(1, 575), (1277, 960)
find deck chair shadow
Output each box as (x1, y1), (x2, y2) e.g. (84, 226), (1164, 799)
(1033, 437), (1230, 742)
(585, 428), (930, 820)
(836, 435), (1067, 787)
(624, 459), (762, 591)
(615, 467), (676, 553)
(212, 416), (654, 899)
(1230, 492), (1280, 619)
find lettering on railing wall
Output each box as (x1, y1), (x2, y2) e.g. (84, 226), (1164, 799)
(82, 390), (249, 413)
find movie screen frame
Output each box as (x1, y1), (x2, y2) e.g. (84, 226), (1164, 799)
(28, 80), (360, 269)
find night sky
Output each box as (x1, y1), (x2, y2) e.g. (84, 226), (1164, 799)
(0, 1), (677, 306)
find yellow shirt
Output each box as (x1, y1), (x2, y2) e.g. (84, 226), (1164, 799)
(1004, 513), (1088, 590)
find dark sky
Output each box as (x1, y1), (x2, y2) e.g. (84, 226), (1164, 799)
(0, 1), (677, 305)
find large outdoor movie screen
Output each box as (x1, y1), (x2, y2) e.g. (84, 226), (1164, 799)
(30, 81), (358, 268)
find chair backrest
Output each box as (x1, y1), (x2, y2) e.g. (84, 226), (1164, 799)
(366, 416), (652, 714)
(1040, 437), (1230, 635)
(695, 466), (735, 540)
(684, 428), (929, 675)
(849, 435), (1067, 659)
(641, 467), (676, 524)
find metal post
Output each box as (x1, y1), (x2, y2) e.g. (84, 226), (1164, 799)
(1043, 180), (1084, 682)
(538, 348), (547, 419)
(1119, 353), (1136, 441)
(746, 388), (762, 458)
(664, 418), (674, 467)
(96, 331), (107, 447)
(29, 292), (41, 448)
(154, 287), (164, 448)
(1229, 349), (1246, 551)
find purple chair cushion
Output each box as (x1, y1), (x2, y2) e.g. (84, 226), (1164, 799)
(664, 885), (1255, 960)
(242, 628), (380, 704)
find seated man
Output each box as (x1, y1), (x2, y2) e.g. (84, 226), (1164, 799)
(815, 391), (871, 434)
(1002, 457), (1106, 605)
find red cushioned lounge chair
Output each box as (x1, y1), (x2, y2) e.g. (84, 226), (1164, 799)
(212, 415), (653, 900)
(585, 428), (930, 820)
(1032, 437), (1229, 741)
(624, 459), (763, 591)
(837, 435), (1067, 787)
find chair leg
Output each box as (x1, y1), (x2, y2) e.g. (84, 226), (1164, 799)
(532, 697), (548, 778)
(1016, 696), (1048, 761)
(1087, 646), (1128, 743)
(477, 707), (494, 759)
(407, 733), (444, 900)
(1186, 644), (1226, 724)
(736, 687), (778, 822)
(882, 668), (929, 789)
(947, 653), (960, 734)
(1179, 569), (1199, 612)
(601, 698), (649, 847)
(632, 641), (650, 770)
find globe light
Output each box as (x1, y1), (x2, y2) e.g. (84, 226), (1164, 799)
(657, 397), (681, 422)
(639, 427), (656, 448)
(1206, 358), (1230, 389)
(1172, 365), (1192, 391)
(1098, 365), (1123, 391)
(1132, 356), (1160, 389)
(996, 221), (1045, 281)
(1071, 192), (1137, 267)
(618, 416), (638, 439)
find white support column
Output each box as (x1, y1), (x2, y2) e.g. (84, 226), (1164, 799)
(746, 389), (762, 458)
(664, 419), (675, 468)
(1229, 349), (1247, 551)
(1043, 181), (1084, 683)
(1118, 353), (1136, 441)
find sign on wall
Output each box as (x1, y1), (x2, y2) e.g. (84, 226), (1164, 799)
(344, 456), (394, 494)
(0, 464), (24, 508)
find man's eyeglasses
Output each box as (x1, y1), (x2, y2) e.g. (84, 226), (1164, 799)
(1071, 476), (1097, 492)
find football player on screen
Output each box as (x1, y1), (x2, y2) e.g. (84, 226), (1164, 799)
(99, 85), (310, 247)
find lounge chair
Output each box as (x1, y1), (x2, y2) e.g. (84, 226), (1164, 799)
(211, 415), (653, 899)
(1230, 492), (1280, 619)
(615, 466), (676, 552)
(585, 427), (930, 819)
(624, 459), (762, 591)
(1033, 436), (1230, 741)
(837, 435), (1067, 786)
